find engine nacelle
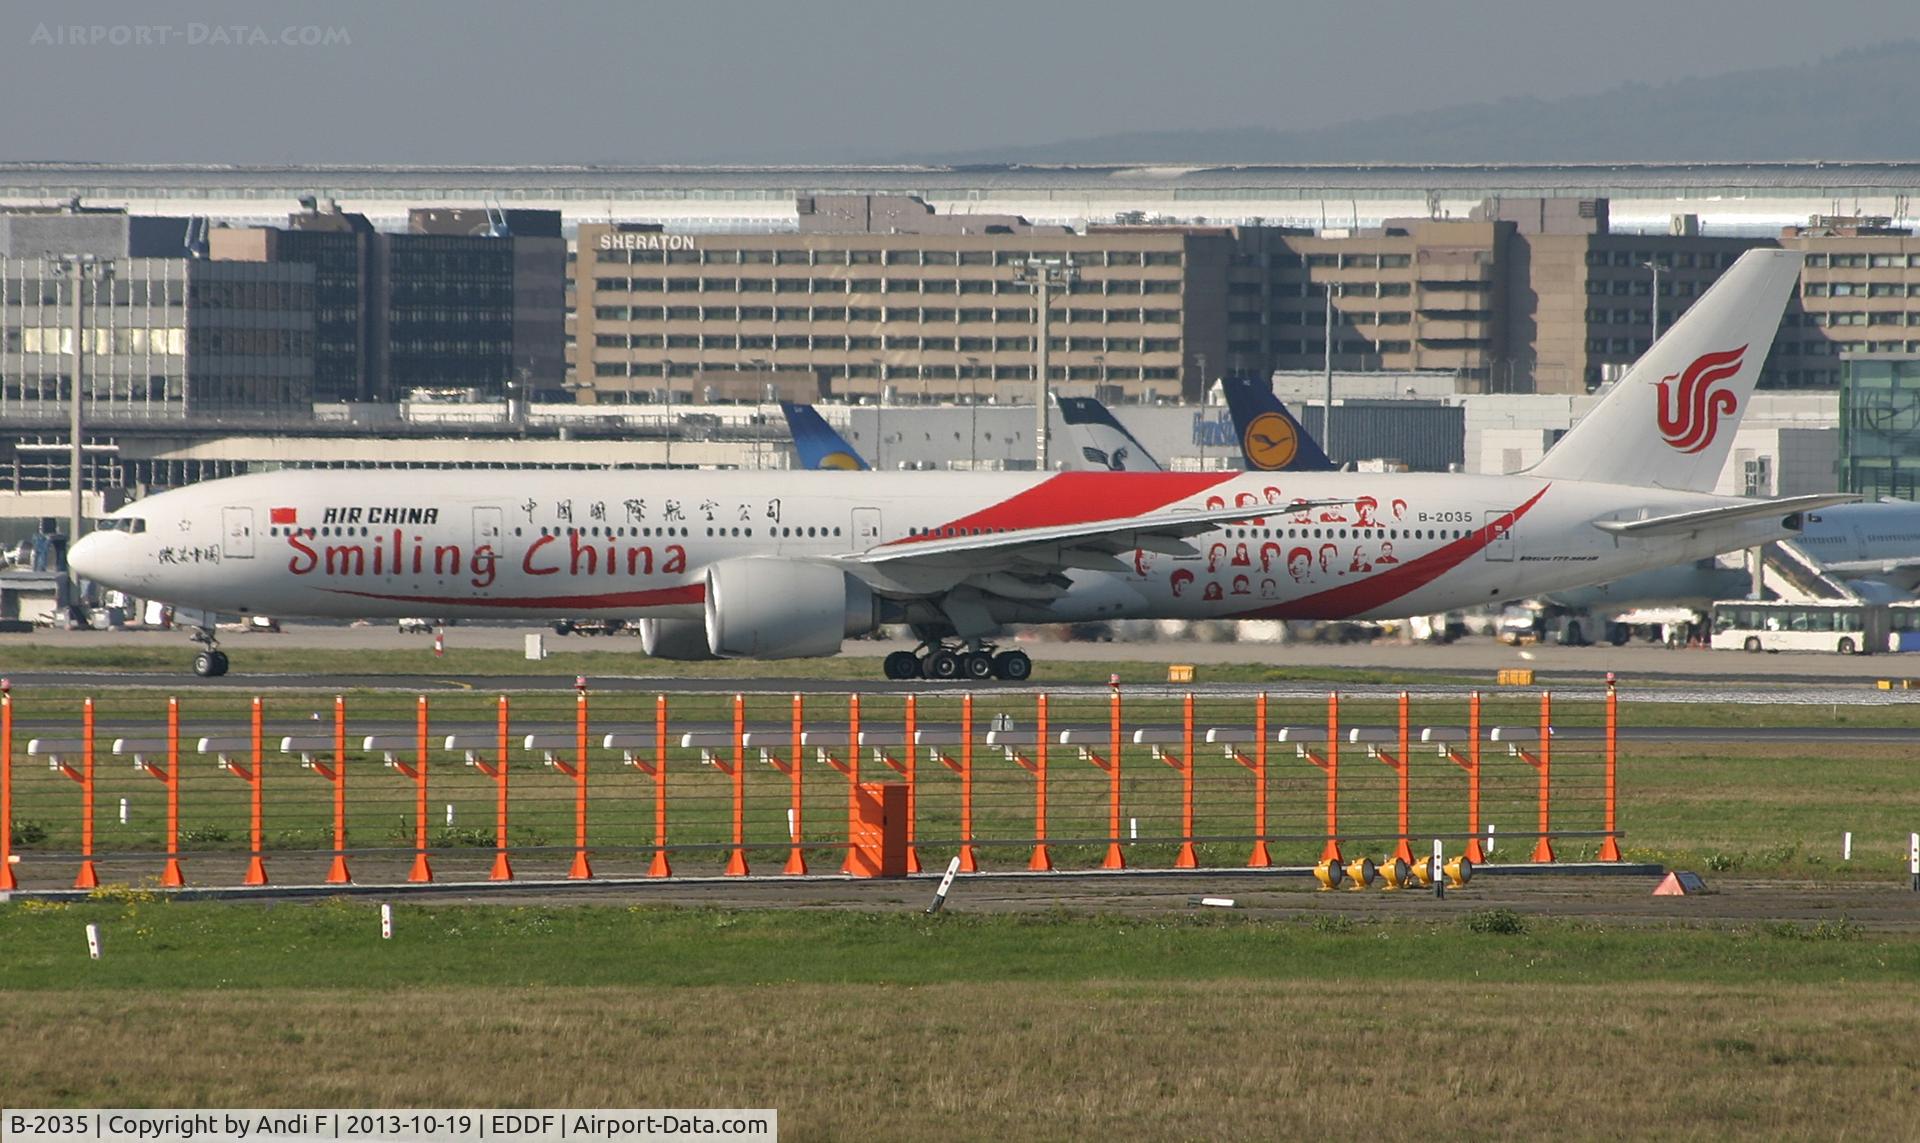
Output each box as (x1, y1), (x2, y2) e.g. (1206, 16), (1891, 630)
(638, 617), (717, 661)
(704, 557), (878, 659)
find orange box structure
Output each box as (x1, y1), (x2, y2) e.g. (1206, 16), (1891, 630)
(847, 781), (908, 879)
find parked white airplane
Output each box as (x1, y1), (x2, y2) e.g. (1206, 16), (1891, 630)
(73, 249), (1849, 680)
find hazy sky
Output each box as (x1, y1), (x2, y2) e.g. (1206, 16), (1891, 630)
(6, 0), (1920, 165)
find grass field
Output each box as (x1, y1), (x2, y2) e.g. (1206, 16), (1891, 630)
(3, 899), (1918, 1138)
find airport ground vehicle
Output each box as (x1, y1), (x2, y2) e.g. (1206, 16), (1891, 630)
(1708, 600), (1883, 654)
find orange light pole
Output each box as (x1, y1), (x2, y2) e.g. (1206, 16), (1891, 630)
(1373, 691), (1414, 864)
(1029, 694), (1052, 871)
(228, 697), (267, 886)
(1080, 688), (1126, 870)
(761, 693), (808, 874)
(871, 694), (922, 873)
(650, 695), (671, 877)
(49, 705), (99, 887)
(296, 695), (354, 884)
(1597, 677), (1623, 861)
(903, 695), (918, 873)
(961, 694), (976, 871)
(1513, 690), (1555, 863)
(76, 697), (99, 888)
(133, 698), (186, 887)
(1298, 692), (1342, 863)
(0, 689), (14, 891)
(720, 693), (749, 876)
(395, 695), (432, 883)
(551, 690), (594, 880)
(930, 693), (978, 872)
(1224, 693), (1272, 867)
(1157, 693), (1198, 868)
(825, 694), (862, 875)
(784, 693), (806, 874)
(1444, 692), (1486, 863)
(464, 695), (512, 881)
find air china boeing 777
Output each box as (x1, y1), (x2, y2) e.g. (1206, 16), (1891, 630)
(72, 249), (1849, 680)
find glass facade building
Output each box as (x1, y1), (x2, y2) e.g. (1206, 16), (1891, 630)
(0, 209), (314, 420)
(1839, 354), (1920, 500)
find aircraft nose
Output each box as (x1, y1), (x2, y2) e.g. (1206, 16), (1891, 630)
(68, 531), (110, 583)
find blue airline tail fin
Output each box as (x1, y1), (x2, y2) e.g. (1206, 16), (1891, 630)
(779, 401), (870, 470)
(1057, 396), (1163, 471)
(1219, 377), (1336, 472)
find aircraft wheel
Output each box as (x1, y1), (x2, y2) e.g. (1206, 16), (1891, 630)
(194, 650), (229, 678)
(963, 652), (995, 681)
(993, 650), (1032, 681)
(924, 650), (962, 680)
(210, 651), (229, 676)
(883, 650), (922, 680)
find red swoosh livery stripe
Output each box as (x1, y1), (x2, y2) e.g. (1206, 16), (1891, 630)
(1231, 486), (1551, 620)
(321, 584), (705, 610)
(889, 471), (1241, 544)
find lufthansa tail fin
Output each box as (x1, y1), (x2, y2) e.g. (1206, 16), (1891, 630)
(1528, 249), (1803, 491)
(1220, 377), (1336, 472)
(779, 402), (870, 471)
(1057, 396), (1163, 471)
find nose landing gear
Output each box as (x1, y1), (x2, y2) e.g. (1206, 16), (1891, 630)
(882, 641), (1031, 682)
(189, 627), (229, 678)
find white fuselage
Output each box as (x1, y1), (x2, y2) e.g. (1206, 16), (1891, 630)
(72, 469), (1802, 631)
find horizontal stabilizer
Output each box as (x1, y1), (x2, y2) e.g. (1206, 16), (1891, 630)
(1594, 493), (1858, 538)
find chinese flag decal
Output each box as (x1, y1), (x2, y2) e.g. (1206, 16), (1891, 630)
(270, 507), (298, 525)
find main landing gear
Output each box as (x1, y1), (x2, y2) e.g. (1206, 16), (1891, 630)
(883, 641), (1031, 682)
(189, 626), (230, 678)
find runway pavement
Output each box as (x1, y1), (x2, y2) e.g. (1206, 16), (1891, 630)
(6, 623), (1920, 704)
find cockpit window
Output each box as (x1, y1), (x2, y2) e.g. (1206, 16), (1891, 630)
(94, 517), (146, 534)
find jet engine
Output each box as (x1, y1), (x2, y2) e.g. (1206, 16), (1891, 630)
(638, 617), (717, 661)
(704, 557), (879, 658)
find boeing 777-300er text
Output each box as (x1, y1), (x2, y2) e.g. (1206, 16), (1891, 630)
(72, 250), (1851, 680)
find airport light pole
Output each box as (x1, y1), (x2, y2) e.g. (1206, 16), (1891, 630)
(965, 355), (981, 468)
(1323, 281), (1336, 463)
(1012, 256), (1077, 470)
(48, 253), (112, 601)
(661, 358), (673, 468)
(1643, 261), (1663, 344)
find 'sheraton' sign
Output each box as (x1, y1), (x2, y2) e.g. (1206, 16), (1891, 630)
(596, 233), (696, 252)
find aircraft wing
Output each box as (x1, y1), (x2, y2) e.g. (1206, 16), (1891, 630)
(1592, 493), (1859, 538)
(840, 497), (1349, 596)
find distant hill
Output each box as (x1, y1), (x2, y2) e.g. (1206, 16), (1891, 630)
(911, 42), (1920, 165)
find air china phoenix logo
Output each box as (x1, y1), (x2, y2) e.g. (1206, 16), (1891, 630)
(1656, 345), (1747, 454)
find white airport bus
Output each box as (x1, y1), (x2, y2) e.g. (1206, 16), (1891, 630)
(1885, 602), (1920, 653)
(1708, 600), (1885, 655)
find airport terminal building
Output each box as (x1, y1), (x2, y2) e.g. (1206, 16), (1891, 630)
(568, 195), (1920, 402)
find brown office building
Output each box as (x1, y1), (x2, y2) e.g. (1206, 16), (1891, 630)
(568, 194), (1920, 403)
(572, 196), (1235, 403)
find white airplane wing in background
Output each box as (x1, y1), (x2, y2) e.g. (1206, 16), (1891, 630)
(1593, 493), (1859, 538)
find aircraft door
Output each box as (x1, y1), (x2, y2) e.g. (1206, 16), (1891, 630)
(1482, 510), (1514, 561)
(221, 507), (255, 559)
(851, 507), (882, 550)
(473, 506), (504, 551)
